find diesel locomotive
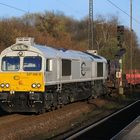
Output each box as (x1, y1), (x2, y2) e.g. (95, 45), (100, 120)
(0, 37), (108, 113)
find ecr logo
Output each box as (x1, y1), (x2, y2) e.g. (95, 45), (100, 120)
(81, 62), (86, 76)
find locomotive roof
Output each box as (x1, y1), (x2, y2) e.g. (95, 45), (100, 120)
(34, 44), (106, 62)
(1, 42), (107, 62)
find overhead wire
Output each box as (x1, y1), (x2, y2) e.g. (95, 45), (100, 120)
(0, 2), (28, 13)
(0, 0), (140, 25)
(0, 1), (84, 19)
(106, 0), (140, 25)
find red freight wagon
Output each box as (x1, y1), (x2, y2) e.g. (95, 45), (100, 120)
(126, 70), (140, 85)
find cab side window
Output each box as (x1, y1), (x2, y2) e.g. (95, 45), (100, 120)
(46, 59), (53, 71)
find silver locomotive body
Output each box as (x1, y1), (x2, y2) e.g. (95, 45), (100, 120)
(0, 37), (108, 113)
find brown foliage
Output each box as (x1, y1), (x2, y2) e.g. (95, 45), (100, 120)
(0, 12), (139, 68)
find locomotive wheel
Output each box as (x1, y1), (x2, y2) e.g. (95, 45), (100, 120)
(51, 106), (56, 111)
(36, 108), (46, 115)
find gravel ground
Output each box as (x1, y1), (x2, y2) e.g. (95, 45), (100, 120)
(0, 95), (137, 140)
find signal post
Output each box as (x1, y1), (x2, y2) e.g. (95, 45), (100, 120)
(117, 25), (125, 95)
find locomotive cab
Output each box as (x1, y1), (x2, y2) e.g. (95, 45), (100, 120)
(0, 38), (45, 112)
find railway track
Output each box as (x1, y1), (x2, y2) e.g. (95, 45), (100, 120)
(0, 109), (30, 131)
(0, 97), (139, 140)
(0, 100), (95, 140)
(53, 100), (140, 140)
(0, 113), (28, 126)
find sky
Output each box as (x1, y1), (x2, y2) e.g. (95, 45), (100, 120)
(0, 0), (140, 41)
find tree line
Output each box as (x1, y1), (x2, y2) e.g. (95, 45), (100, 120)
(0, 11), (139, 69)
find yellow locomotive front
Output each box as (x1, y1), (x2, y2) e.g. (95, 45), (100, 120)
(0, 56), (44, 92)
(0, 38), (45, 113)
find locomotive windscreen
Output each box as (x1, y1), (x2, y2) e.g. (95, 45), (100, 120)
(23, 56), (42, 71)
(2, 56), (20, 71)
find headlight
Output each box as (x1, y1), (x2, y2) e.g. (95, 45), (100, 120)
(5, 83), (10, 88)
(37, 83), (41, 88)
(1, 83), (5, 88)
(32, 83), (36, 88)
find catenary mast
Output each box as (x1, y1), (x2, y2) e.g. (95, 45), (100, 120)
(88, 0), (94, 50)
